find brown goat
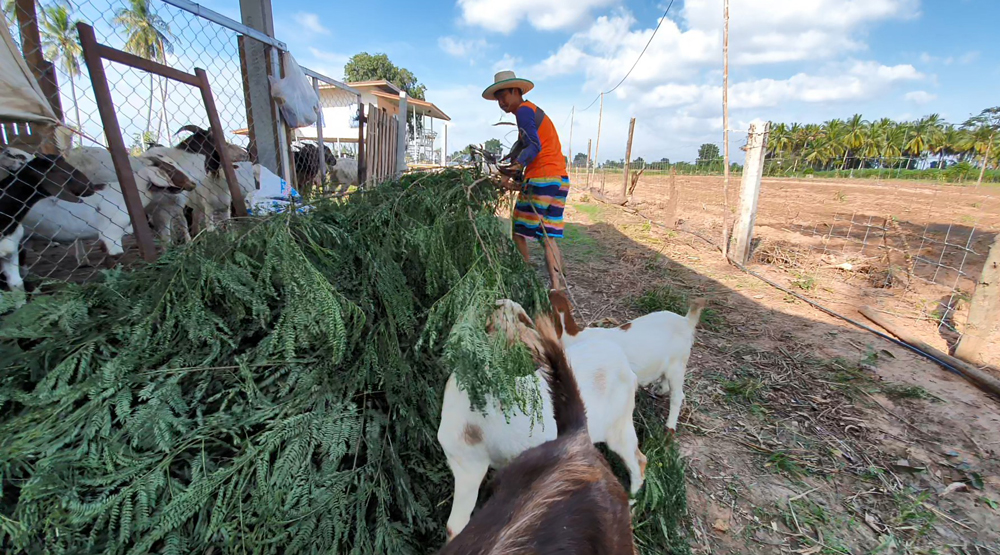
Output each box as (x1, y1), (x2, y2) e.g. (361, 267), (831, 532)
(440, 315), (636, 555)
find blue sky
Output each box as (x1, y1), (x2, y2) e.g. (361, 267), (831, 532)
(57, 0), (1000, 163)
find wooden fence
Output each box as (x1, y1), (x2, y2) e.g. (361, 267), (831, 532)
(363, 103), (398, 187)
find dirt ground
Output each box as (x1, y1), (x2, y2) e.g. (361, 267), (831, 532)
(545, 182), (1000, 554)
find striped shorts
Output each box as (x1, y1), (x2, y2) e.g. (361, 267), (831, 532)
(513, 176), (570, 239)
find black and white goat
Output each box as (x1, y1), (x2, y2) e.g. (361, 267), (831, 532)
(1, 149), (101, 291)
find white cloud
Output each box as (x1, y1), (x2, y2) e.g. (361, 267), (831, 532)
(293, 12), (329, 35)
(438, 36), (489, 60)
(919, 52), (954, 65)
(492, 53), (522, 73)
(684, 0), (919, 64)
(904, 90), (937, 105)
(304, 48), (349, 79)
(959, 51), (981, 64)
(457, 0), (619, 34)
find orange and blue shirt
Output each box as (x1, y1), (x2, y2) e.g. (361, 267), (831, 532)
(514, 100), (567, 180)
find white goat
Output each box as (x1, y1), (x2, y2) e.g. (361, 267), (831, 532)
(549, 289), (705, 432)
(437, 299), (645, 539)
(331, 157), (358, 192)
(21, 146), (198, 262)
(187, 161), (256, 234)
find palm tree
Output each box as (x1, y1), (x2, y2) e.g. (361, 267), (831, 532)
(113, 0), (173, 138)
(841, 114), (866, 170)
(39, 4), (83, 146)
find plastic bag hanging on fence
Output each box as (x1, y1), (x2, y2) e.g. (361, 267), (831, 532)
(269, 51), (319, 128)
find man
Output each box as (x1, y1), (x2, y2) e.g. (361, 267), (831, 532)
(482, 70), (569, 291)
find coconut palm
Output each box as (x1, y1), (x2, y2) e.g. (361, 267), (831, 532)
(113, 0), (173, 138)
(841, 114), (866, 170)
(39, 4), (83, 146)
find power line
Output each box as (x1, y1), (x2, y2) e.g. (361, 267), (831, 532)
(579, 0), (676, 113)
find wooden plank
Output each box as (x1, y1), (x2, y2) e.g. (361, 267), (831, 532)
(77, 22), (157, 262)
(954, 234), (1000, 365)
(729, 121), (770, 265)
(365, 104), (376, 187)
(859, 306), (1000, 397)
(196, 68), (247, 217)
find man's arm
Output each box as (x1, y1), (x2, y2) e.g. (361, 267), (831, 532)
(514, 105), (541, 167)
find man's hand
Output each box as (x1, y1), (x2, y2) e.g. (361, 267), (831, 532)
(498, 176), (521, 191)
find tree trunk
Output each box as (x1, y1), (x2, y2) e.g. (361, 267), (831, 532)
(977, 132), (994, 186)
(146, 72), (154, 135)
(841, 148), (849, 171)
(158, 75), (170, 144)
(69, 73), (81, 147)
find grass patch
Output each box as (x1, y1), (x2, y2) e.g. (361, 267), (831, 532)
(632, 394), (691, 555)
(791, 273), (817, 291)
(720, 373), (768, 403)
(767, 451), (806, 478)
(834, 190), (848, 202)
(561, 223), (603, 258)
(573, 203), (606, 222)
(880, 383), (932, 401)
(630, 285), (724, 331)
(598, 394), (690, 554)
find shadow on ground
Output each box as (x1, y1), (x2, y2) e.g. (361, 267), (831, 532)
(521, 198), (1000, 554)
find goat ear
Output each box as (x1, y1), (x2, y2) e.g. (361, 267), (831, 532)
(148, 158), (197, 191)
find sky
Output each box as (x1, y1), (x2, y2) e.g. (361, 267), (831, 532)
(275, 0), (1000, 163)
(35, 0), (1000, 164)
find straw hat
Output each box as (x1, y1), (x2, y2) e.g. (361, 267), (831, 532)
(482, 70), (534, 100)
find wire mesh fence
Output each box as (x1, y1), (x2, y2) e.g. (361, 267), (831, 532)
(564, 116), (999, 363)
(2, 0), (354, 293)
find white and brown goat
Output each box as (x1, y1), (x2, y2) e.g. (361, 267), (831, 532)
(437, 299), (645, 540)
(549, 289), (705, 432)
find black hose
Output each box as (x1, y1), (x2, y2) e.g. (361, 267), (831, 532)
(729, 260), (966, 378)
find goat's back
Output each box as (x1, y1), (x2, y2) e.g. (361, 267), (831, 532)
(438, 338), (634, 467)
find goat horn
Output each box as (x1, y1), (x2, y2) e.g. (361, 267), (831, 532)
(175, 125), (208, 136)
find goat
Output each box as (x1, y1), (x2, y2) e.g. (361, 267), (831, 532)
(438, 299), (644, 540)
(187, 160), (256, 234)
(1, 150), (101, 291)
(440, 314), (637, 555)
(20, 146), (198, 264)
(292, 143), (336, 196)
(330, 156), (358, 193)
(549, 289), (705, 432)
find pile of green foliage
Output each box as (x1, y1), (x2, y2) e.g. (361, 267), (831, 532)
(0, 169), (688, 554)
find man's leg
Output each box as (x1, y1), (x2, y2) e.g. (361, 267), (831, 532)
(513, 234), (531, 263)
(535, 176), (570, 291)
(541, 236), (564, 290)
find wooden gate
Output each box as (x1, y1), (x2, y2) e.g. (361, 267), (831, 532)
(363, 104), (398, 186)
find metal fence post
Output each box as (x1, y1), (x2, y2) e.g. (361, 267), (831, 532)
(397, 91), (408, 177)
(238, 0), (280, 174)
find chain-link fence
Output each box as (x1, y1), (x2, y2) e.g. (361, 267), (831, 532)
(2, 0), (356, 293)
(563, 114), (998, 366)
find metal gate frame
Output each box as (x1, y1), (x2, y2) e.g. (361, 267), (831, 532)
(76, 21), (245, 262)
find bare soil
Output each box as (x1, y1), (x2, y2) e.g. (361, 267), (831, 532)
(546, 182), (1000, 554)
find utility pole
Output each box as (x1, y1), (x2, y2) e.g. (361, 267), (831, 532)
(567, 105), (575, 172)
(721, 0), (731, 258)
(593, 93), (604, 191)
